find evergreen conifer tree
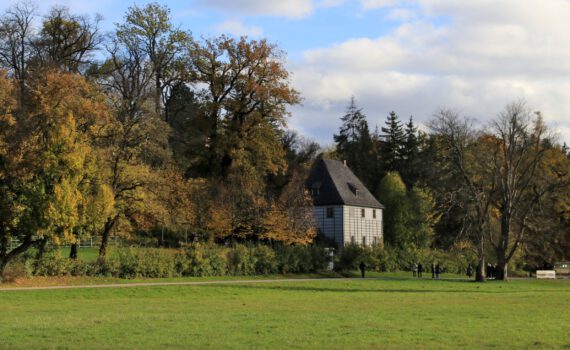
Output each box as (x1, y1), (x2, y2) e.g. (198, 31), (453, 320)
(333, 97), (374, 189)
(401, 116), (420, 187)
(380, 111), (405, 173)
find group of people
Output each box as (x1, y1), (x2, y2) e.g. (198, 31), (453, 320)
(357, 261), (495, 280)
(411, 263), (441, 279)
(485, 263), (499, 279)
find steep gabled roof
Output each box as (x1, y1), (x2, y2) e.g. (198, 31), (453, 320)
(305, 159), (384, 209)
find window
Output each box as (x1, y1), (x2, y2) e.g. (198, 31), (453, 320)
(373, 209), (376, 219)
(350, 236), (355, 244)
(373, 237), (378, 245)
(362, 236), (366, 246)
(326, 207), (334, 218)
(348, 182), (358, 196)
(361, 208), (365, 218)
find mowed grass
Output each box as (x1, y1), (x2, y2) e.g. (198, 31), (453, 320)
(58, 247), (108, 261)
(0, 277), (568, 350)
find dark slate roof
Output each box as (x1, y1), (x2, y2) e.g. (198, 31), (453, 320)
(305, 159), (384, 209)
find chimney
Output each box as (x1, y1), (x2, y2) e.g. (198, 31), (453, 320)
(343, 160), (347, 166)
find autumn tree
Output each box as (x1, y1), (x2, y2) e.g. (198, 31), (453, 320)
(96, 24), (173, 257)
(520, 145), (570, 268)
(187, 35), (300, 179)
(0, 70), (110, 275)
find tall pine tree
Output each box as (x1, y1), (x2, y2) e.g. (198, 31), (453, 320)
(400, 116), (420, 187)
(380, 111), (405, 173)
(334, 97), (374, 189)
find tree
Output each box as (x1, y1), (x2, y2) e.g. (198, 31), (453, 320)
(380, 111), (405, 173)
(334, 97), (375, 189)
(429, 109), (496, 281)
(32, 6), (102, 73)
(489, 103), (568, 280)
(0, 1), (36, 108)
(96, 36), (172, 257)
(0, 70), (110, 275)
(521, 145), (570, 268)
(375, 172), (437, 249)
(188, 35), (300, 179)
(116, 2), (190, 121)
(400, 116), (421, 187)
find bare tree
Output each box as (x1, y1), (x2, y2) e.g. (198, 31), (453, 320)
(430, 108), (497, 282)
(32, 6), (103, 73)
(0, 1), (36, 108)
(489, 102), (564, 280)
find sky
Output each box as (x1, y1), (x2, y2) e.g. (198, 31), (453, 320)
(2, 0), (570, 146)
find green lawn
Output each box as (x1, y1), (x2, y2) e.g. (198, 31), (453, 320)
(58, 247), (106, 261)
(0, 277), (568, 350)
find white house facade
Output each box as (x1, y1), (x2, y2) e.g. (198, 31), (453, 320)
(306, 159), (384, 246)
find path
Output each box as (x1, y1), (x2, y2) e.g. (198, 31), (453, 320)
(0, 277), (355, 292)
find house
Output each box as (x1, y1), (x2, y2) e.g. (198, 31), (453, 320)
(305, 158), (384, 246)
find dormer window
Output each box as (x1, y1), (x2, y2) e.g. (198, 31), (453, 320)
(347, 182), (358, 196)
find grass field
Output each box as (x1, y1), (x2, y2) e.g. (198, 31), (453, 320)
(58, 247), (107, 261)
(0, 276), (568, 350)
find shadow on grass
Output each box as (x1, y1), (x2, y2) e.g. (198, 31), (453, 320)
(202, 283), (486, 295)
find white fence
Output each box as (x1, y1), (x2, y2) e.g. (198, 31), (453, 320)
(8, 236), (119, 251)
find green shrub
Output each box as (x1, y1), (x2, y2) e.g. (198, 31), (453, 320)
(308, 246), (330, 271)
(109, 247), (178, 278)
(183, 243), (228, 276)
(253, 245), (278, 275)
(335, 244), (364, 271)
(227, 245), (256, 276)
(34, 250), (72, 276)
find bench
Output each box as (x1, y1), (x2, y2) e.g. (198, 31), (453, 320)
(536, 270), (556, 279)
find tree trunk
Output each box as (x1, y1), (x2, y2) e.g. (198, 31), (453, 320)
(33, 238), (48, 274)
(0, 236), (36, 280)
(98, 217), (116, 258)
(69, 243), (78, 260)
(155, 73), (162, 121)
(35, 238), (48, 261)
(476, 255), (486, 282)
(496, 250), (508, 281)
(0, 231), (8, 263)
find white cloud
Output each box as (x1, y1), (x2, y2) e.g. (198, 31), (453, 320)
(317, 0), (346, 8)
(289, 0), (570, 145)
(196, 0), (345, 19)
(215, 19), (263, 37)
(197, 0), (314, 19)
(386, 8), (417, 21)
(360, 0), (399, 10)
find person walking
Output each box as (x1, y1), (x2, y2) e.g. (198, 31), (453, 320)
(359, 261), (366, 278)
(435, 264), (441, 279)
(412, 263), (418, 278)
(418, 263), (423, 278)
(466, 264), (473, 279)
(431, 263), (436, 279)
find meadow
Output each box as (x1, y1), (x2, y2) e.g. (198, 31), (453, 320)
(0, 276), (568, 349)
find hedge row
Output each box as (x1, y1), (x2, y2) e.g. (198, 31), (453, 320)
(335, 244), (476, 274)
(26, 244), (330, 279)
(3, 244), (477, 281)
